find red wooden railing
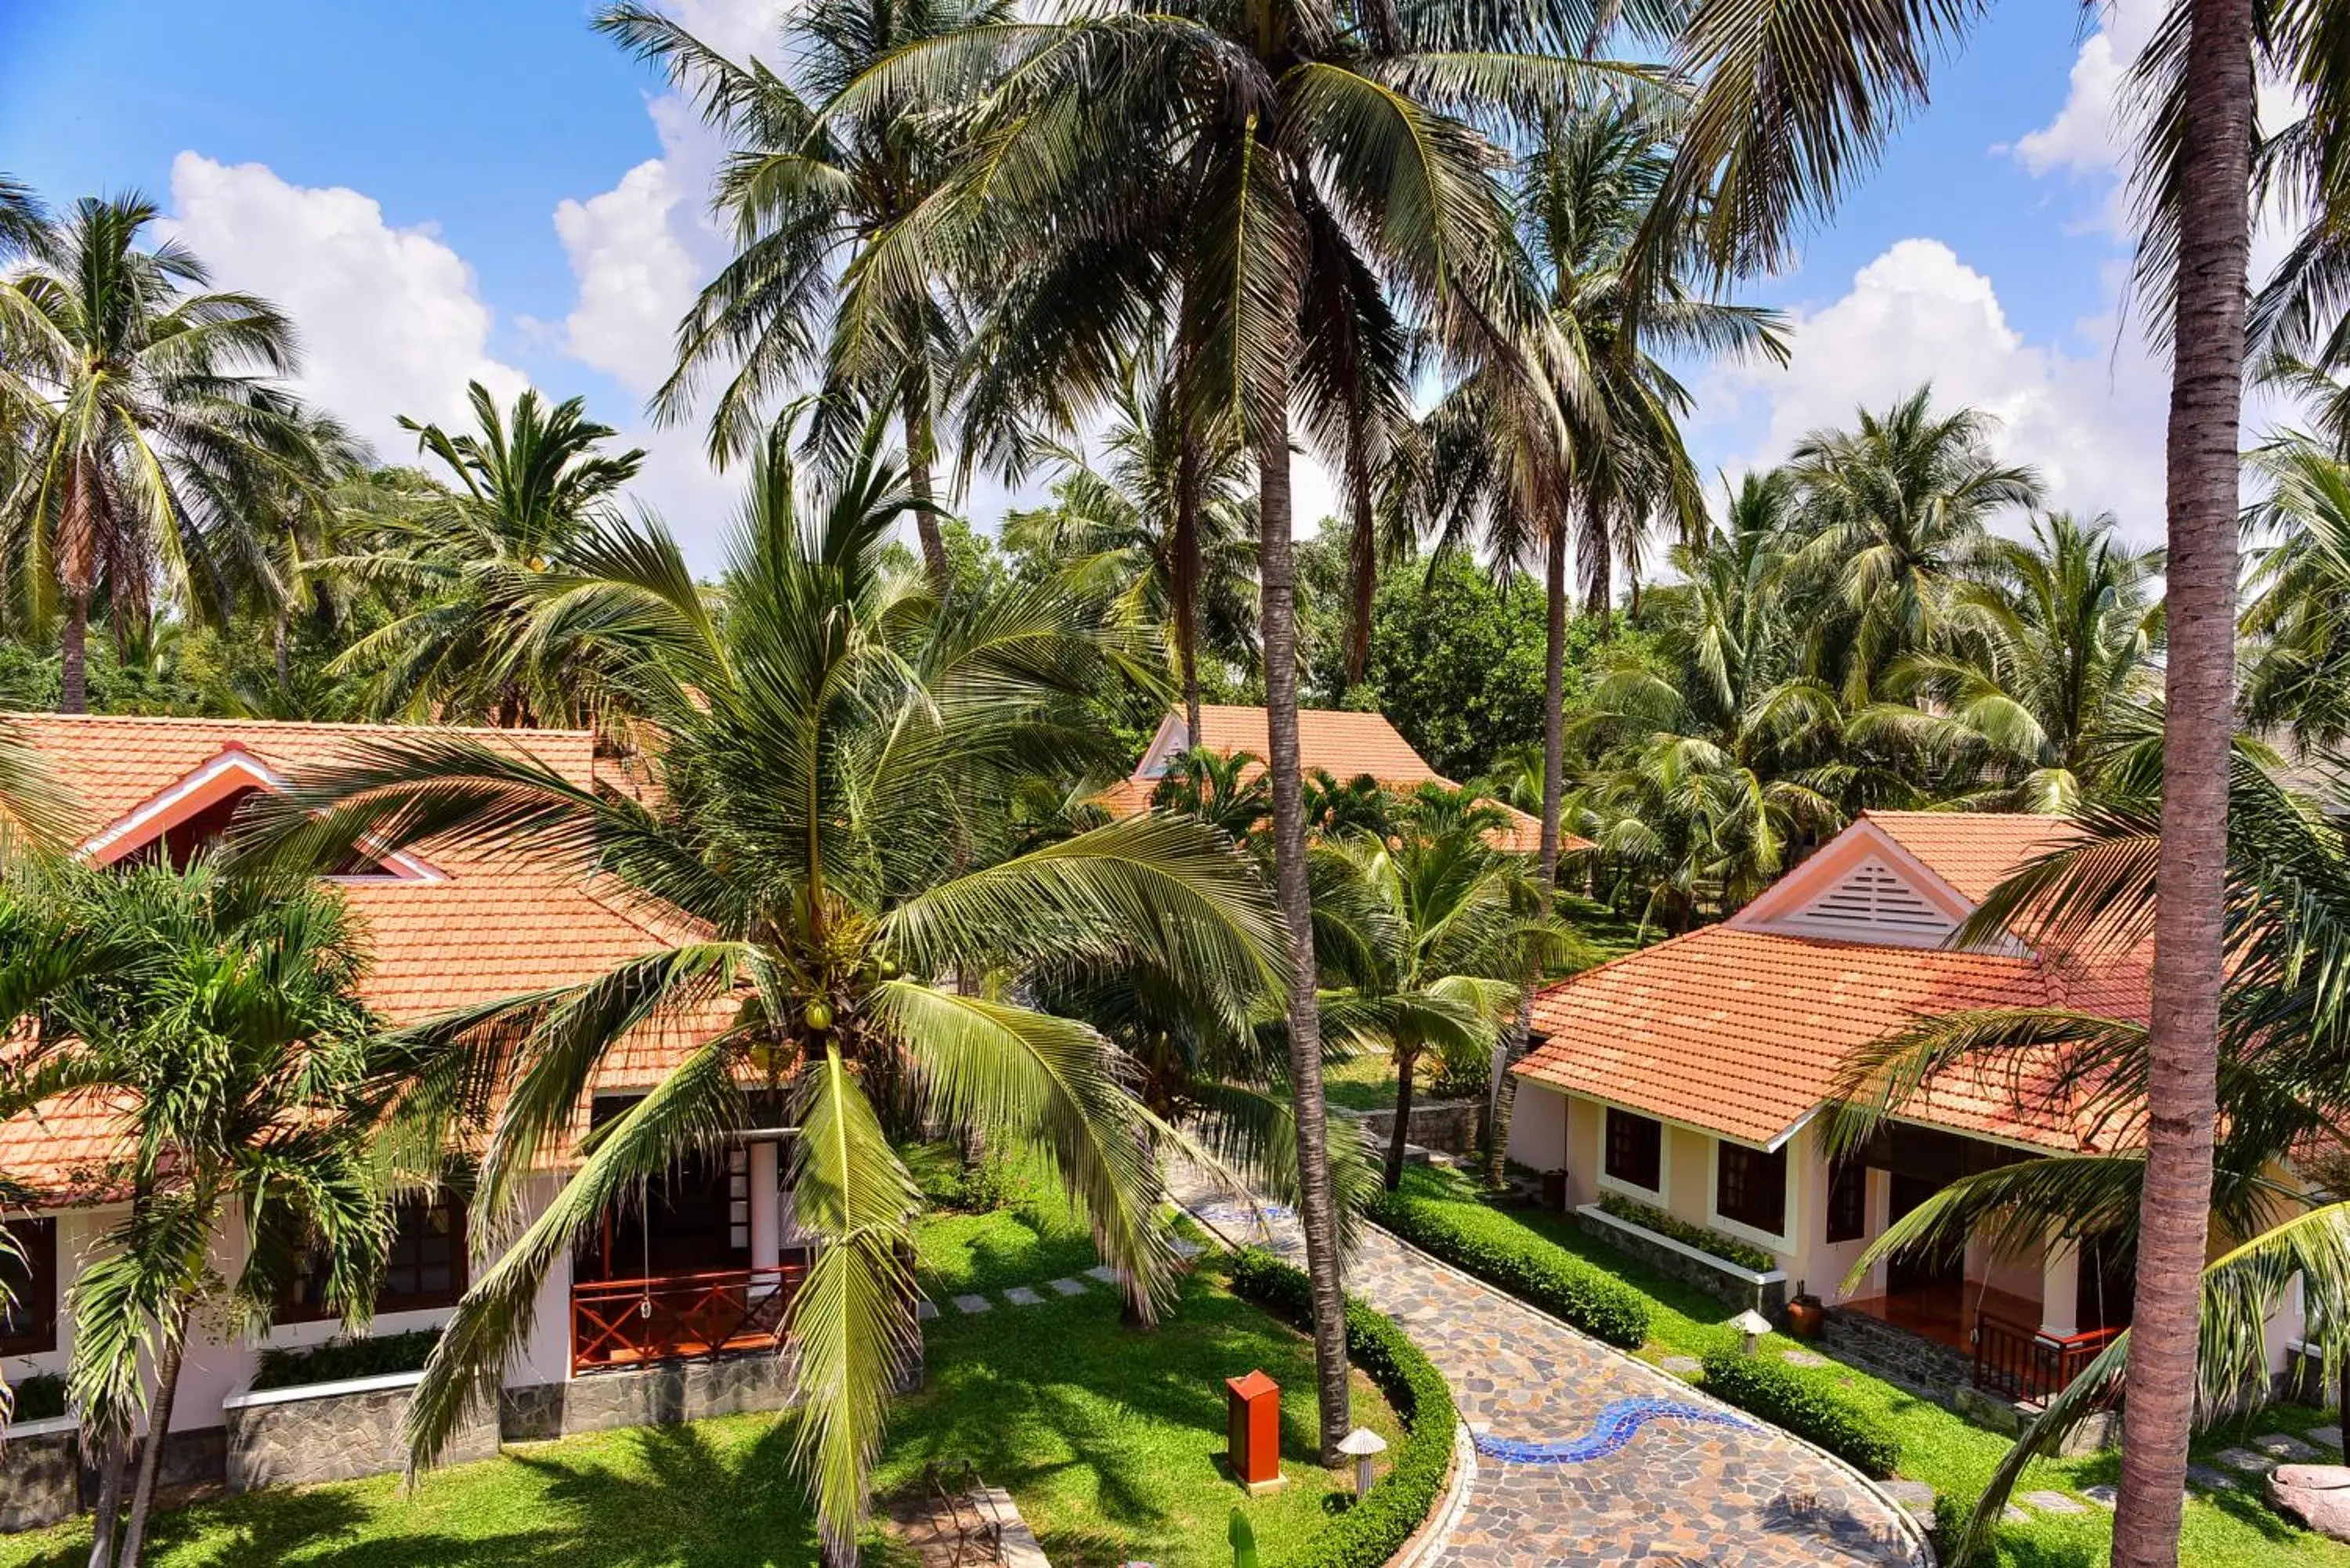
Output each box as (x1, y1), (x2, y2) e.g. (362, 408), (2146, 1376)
(1972, 1311), (2124, 1405)
(571, 1262), (807, 1375)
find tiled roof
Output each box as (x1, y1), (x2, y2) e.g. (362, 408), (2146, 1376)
(1189, 704), (1444, 785)
(1859, 811), (2081, 905)
(1513, 924), (2149, 1152)
(1, 714), (721, 1202)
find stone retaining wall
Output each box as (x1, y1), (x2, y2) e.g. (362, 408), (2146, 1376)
(1345, 1099), (1480, 1156)
(501, 1347), (808, 1441)
(1577, 1209), (1786, 1315)
(0, 1421), (80, 1533)
(225, 1375), (499, 1492)
(1820, 1306), (1975, 1402)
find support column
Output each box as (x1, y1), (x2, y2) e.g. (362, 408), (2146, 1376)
(2039, 1236), (2081, 1339)
(750, 1138), (781, 1293)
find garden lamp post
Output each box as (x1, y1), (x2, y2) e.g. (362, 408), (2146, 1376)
(1338, 1427), (1388, 1499)
(1733, 1309), (1773, 1357)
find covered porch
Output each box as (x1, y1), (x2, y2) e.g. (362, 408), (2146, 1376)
(569, 1116), (808, 1375)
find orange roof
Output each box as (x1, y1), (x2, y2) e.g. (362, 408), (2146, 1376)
(2, 714), (723, 1201)
(1513, 924), (2149, 1151)
(1186, 704), (1444, 786)
(1859, 811), (2081, 905)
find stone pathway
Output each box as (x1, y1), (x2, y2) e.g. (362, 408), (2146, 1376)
(1175, 1175), (1929, 1567)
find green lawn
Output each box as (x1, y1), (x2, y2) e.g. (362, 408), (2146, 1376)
(1390, 1166), (2350, 1568)
(903, 1139), (1101, 1296)
(0, 1263), (1396, 1568)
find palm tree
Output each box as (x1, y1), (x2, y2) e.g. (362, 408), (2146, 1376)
(1650, 0), (2308, 1546)
(0, 193), (320, 713)
(1149, 746), (1274, 847)
(240, 414), (1281, 1564)
(2242, 438), (2350, 746)
(327, 381), (643, 726)
(1784, 388), (2042, 706)
(1000, 345), (1258, 739)
(0, 717), (77, 862)
(0, 858), (395, 1568)
(0, 174), (44, 258)
(595, 0), (1004, 587)
(1862, 511), (2164, 811)
(1313, 799), (1538, 1190)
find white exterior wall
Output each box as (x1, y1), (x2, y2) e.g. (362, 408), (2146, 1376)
(1504, 1082), (1568, 1177)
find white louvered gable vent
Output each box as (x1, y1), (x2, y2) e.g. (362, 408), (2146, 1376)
(1781, 858), (1953, 941)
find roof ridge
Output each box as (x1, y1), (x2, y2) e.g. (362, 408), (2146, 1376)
(3, 711), (596, 741)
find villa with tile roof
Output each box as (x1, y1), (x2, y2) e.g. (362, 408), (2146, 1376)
(1101, 703), (1586, 855)
(1506, 809), (2306, 1407)
(0, 714), (800, 1517)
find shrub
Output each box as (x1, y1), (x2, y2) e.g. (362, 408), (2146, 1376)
(9, 1373), (66, 1422)
(1368, 1187), (1650, 1348)
(1225, 1248), (1457, 1568)
(1699, 1350), (1900, 1479)
(1594, 1194), (1777, 1273)
(252, 1328), (442, 1392)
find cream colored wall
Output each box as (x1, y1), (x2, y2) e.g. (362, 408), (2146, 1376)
(1505, 1082), (1568, 1179)
(1785, 1126), (1868, 1302)
(1564, 1098), (1603, 1209)
(1665, 1127), (1711, 1230)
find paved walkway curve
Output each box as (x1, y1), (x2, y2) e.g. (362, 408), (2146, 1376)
(1176, 1176), (1929, 1568)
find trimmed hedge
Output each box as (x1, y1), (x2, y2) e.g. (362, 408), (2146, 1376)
(1368, 1187), (1650, 1348)
(1699, 1350), (1900, 1479)
(252, 1328), (442, 1392)
(1226, 1248), (1456, 1568)
(10, 1373), (65, 1422)
(1595, 1194), (1777, 1273)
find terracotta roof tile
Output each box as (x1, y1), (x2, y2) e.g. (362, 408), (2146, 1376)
(1513, 924), (2147, 1151)
(1188, 704), (1443, 785)
(1859, 811), (2081, 905)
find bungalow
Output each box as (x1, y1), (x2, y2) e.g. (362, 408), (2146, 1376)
(1505, 809), (2306, 1412)
(1101, 703), (1582, 854)
(0, 714), (799, 1526)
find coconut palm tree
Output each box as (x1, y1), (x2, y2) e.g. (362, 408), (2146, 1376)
(0, 193), (320, 713)
(1149, 746), (1275, 847)
(0, 717), (76, 863)
(0, 175), (44, 258)
(595, 0), (1005, 587)
(2243, 438), (2350, 746)
(1860, 511), (2164, 811)
(1000, 345), (1259, 739)
(1784, 388), (2042, 706)
(1649, 0), (2326, 1545)
(0, 858), (395, 1568)
(327, 381), (643, 726)
(237, 414), (1281, 1564)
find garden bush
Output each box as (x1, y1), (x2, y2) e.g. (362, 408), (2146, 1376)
(1594, 1194), (1777, 1273)
(1226, 1248), (1457, 1568)
(9, 1373), (65, 1422)
(252, 1328), (442, 1391)
(1368, 1187), (1650, 1347)
(1699, 1350), (1900, 1478)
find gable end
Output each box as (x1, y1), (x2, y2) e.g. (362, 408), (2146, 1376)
(1767, 856), (1958, 945)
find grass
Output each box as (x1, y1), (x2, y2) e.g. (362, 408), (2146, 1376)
(1388, 1165), (2350, 1568)
(1321, 1050), (1399, 1113)
(903, 1139), (1101, 1297)
(0, 1263), (1397, 1568)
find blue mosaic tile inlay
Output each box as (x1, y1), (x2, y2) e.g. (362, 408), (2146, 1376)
(1473, 1396), (1756, 1465)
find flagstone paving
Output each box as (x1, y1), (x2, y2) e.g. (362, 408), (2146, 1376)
(1176, 1176), (1927, 1567)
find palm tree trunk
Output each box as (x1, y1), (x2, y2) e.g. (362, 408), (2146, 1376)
(1485, 522), (1568, 1185)
(1174, 422), (1205, 743)
(59, 588), (90, 715)
(1384, 1046), (1417, 1192)
(902, 382), (949, 594)
(84, 1433), (128, 1568)
(2114, 0), (2254, 1560)
(273, 613), (291, 690)
(117, 1297), (192, 1568)
(1343, 441), (1377, 686)
(1257, 388), (1353, 1462)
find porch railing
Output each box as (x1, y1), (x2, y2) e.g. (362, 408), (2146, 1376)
(571, 1261), (806, 1375)
(1971, 1310), (2124, 1406)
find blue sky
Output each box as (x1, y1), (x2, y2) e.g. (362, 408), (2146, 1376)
(2, 0), (2176, 561)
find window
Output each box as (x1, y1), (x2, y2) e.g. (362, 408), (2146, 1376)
(1603, 1108), (1663, 1192)
(0, 1219), (57, 1355)
(1716, 1141), (1788, 1236)
(280, 1197), (465, 1322)
(1826, 1158), (1867, 1244)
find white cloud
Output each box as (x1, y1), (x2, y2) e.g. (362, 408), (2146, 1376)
(163, 154), (528, 457)
(2006, 0), (2165, 183)
(553, 156), (703, 398)
(1695, 240), (2168, 541)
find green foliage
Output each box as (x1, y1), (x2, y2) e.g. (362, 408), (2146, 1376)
(1595, 1194), (1778, 1272)
(1366, 1185), (1650, 1347)
(10, 1374), (64, 1422)
(251, 1331), (442, 1392)
(1699, 1350), (1900, 1478)
(1224, 1248), (1457, 1568)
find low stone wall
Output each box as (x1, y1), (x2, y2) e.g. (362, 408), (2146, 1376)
(224, 1372), (498, 1492)
(1820, 1306), (1975, 1404)
(1345, 1099), (1480, 1157)
(0, 1418), (81, 1533)
(502, 1347), (808, 1441)
(1951, 1382), (2120, 1456)
(1576, 1206), (1786, 1315)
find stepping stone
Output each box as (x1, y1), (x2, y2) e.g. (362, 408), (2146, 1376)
(1781, 1350), (1830, 1368)
(916, 1299), (939, 1321)
(2188, 1465), (2237, 1490)
(2083, 1485), (2117, 1510)
(2004, 1505), (2033, 1523)
(2258, 1432), (2319, 1460)
(2022, 1490), (2086, 1516)
(2315, 1425), (2344, 1451)
(1170, 1237), (1203, 1259)
(953, 1293), (992, 1314)
(1659, 1356), (1703, 1376)
(1005, 1286), (1043, 1306)
(2217, 1447), (2277, 1474)
(1086, 1264), (1119, 1284)
(1880, 1480), (1935, 1519)
(1048, 1277), (1087, 1295)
